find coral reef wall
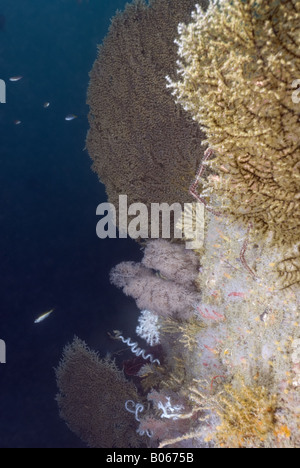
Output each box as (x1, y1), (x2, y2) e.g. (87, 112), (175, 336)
(56, 0), (300, 450)
(109, 217), (300, 448)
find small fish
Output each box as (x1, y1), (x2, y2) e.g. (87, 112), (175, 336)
(34, 308), (55, 324)
(65, 114), (77, 121)
(14, 120), (21, 125)
(9, 76), (23, 82)
(43, 102), (50, 108)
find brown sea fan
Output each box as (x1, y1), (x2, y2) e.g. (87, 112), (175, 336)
(56, 337), (141, 448)
(86, 0), (208, 238)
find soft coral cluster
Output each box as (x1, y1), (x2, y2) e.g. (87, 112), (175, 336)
(110, 240), (200, 319)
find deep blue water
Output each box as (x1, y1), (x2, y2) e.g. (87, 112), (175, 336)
(0, 0), (142, 448)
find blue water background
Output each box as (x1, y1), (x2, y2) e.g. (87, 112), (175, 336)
(0, 0), (142, 447)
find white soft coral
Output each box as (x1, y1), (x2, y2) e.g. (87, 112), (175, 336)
(136, 310), (160, 347)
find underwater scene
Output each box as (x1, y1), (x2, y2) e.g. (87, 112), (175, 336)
(0, 0), (299, 449)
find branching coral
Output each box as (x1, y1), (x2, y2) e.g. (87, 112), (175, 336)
(110, 239), (201, 318)
(136, 310), (161, 347)
(86, 0), (209, 238)
(56, 337), (142, 448)
(275, 382), (300, 448)
(111, 264), (199, 317)
(215, 377), (278, 448)
(138, 389), (206, 448)
(161, 315), (205, 352)
(168, 0), (300, 272)
(142, 239), (200, 289)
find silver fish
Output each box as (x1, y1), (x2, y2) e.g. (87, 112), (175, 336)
(65, 114), (77, 121)
(34, 309), (55, 324)
(9, 76), (23, 82)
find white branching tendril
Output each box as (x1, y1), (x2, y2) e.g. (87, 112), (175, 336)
(125, 400), (153, 438)
(157, 397), (184, 420)
(115, 332), (160, 365)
